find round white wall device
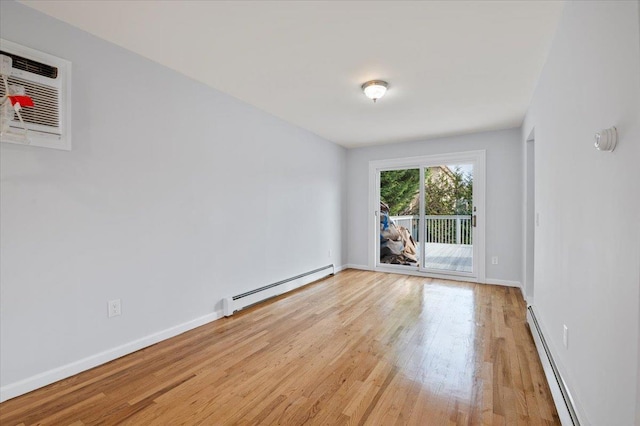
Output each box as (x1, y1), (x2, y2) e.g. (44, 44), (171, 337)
(594, 126), (617, 152)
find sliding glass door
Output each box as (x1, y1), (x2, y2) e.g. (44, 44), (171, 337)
(422, 163), (474, 274)
(372, 151), (485, 282)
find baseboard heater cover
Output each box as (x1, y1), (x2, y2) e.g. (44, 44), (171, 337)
(222, 264), (334, 317)
(527, 305), (581, 426)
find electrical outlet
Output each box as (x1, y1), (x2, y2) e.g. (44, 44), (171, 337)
(328, 249), (332, 258)
(491, 256), (498, 265)
(108, 299), (121, 318)
(563, 324), (568, 348)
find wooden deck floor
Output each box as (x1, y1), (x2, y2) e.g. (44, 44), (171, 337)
(424, 243), (473, 272)
(382, 243), (473, 272)
(0, 270), (559, 425)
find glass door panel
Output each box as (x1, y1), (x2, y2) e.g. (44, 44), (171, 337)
(379, 169), (420, 267)
(422, 164), (474, 273)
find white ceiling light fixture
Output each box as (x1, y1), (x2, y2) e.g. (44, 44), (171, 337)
(361, 80), (388, 103)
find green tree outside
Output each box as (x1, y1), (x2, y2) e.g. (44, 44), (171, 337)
(380, 166), (473, 216)
(380, 169), (420, 216)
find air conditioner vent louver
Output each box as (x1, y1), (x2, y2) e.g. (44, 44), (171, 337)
(0, 76), (60, 129)
(0, 50), (58, 78)
(0, 39), (71, 150)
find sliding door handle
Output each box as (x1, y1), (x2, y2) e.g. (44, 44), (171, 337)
(472, 215), (477, 227)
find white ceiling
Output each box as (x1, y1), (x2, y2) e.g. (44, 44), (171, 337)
(20, 1), (564, 148)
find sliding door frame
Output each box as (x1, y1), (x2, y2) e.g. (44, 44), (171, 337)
(368, 150), (486, 283)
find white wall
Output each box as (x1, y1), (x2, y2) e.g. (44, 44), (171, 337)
(0, 1), (346, 398)
(636, 6), (640, 425)
(346, 128), (523, 284)
(522, 1), (640, 424)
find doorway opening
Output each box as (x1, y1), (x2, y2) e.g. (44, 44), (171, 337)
(525, 130), (536, 303)
(370, 151), (486, 282)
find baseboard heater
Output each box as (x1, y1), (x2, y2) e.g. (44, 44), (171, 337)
(527, 306), (581, 426)
(222, 264), (334, 317)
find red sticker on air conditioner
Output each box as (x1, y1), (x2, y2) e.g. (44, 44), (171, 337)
(8, 95), (34, 107)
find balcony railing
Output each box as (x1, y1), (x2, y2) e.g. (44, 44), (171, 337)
(389, 215), (472, 245)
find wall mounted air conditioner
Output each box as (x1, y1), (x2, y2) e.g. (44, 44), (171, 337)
(0, 39), (71, 150)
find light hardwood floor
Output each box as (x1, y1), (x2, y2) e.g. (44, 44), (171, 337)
(0, 270), (560, 425)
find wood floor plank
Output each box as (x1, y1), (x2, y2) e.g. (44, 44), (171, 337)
(0, 270), (560, 425)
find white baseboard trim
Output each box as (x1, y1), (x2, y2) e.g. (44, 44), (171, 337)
(0, 310), (223, 403)
(485, 278), (522, 288)
(345, 264), (372, 271)
(333, 264), (348, 273)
